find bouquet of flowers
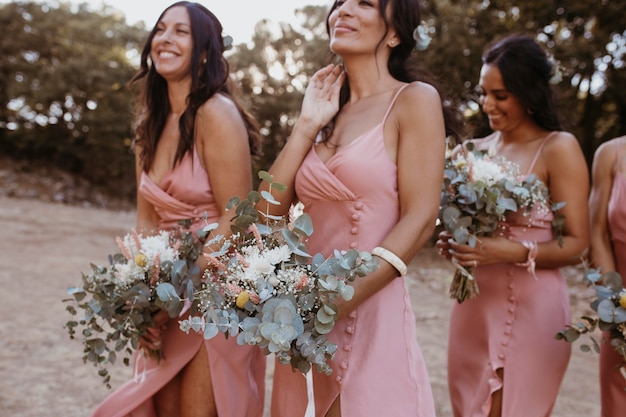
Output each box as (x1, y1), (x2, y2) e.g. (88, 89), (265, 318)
(556, 264), (626, 367)
(439, 142), (563, 303)
(63, 222), (205, 387)
(179, 171), (379, 375)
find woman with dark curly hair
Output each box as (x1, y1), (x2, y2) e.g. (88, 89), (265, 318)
(436, 34), (589, 417)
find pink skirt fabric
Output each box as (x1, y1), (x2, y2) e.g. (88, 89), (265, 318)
(90, 315), (266, 417)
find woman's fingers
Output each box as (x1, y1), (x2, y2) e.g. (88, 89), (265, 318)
(152, 309), (170, 328)
(137, 309), (170, 350)
(448, 239), (482, 266)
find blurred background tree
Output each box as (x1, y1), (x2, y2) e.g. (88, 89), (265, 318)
(0, 0), (624, 207)
(228, 5), (330, 172)
(0, 1), (146, 202)
(419, 0), (626, 168)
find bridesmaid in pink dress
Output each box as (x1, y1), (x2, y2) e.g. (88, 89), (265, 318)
(589, 135), (626, 416)
(436, 35), (590, 417)
(91, 2), (265, 416)
(260, 1), (463, 415)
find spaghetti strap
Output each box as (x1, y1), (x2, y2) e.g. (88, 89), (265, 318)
(382, 83), (411, 124)
(526, 131), (558, 175)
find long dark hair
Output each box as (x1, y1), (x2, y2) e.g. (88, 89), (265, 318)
(483, 34), (562, 131)
(323, 0), (464, 141)
(130, 1), (260, 172)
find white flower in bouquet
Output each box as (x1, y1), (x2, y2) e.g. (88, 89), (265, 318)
(179, 171), (379, 375)
(136, 231), (179, 264)
(266, 245), (293, 264)
(244, 251), (275, 280)
(64, 225), (206, 388)
(440, 142), (564, 303)
(111, 262), (144, 287)
(470, 157), (509, 186)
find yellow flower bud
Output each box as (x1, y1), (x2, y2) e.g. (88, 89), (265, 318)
(236, 291), (250, 309)
(620, 295), (626, 309)
(134, 254), (147, 268)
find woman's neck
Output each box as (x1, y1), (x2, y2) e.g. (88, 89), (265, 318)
(498, 125), (550, 144)
(342, 56), (398, 102)
(166, 79), (192, 115)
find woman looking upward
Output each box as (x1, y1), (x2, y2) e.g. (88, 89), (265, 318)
(263, 0), (462, 415)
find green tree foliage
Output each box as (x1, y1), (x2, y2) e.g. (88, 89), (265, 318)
(1, 1), (624, 205)
(420, 0), (626, 166)
(0, 1), (146, 200)
(227, 5), (330, 172)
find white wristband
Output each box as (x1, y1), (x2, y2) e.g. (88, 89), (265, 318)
(372, 246), (408, 276)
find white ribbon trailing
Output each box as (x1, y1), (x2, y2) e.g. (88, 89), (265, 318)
(304, 370), (315, 417)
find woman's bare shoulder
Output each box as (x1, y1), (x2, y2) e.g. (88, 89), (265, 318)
(197, 93), (238, 121)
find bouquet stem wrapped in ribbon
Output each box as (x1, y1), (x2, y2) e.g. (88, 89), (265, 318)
(439, 142), (563, 303)
(179, 171), (379, 375)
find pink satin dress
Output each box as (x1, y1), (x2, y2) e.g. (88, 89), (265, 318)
(270, 84), (436, 417)
(600, 139), (626, 417)
(91, 148), (266, 417)
(447, 134), (572, 417)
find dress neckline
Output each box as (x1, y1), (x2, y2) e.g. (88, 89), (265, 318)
(145, 147), (197, 190)
(313, 83), (410, 166)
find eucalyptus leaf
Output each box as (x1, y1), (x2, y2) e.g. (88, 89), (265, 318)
(293, 213), (314, 237)
(261, 190), (281, 206)
(256, 223), (272, 235)
(258, 170), (273, 183)
(598, 299), (617, 323)
(226, 196), (241, 210)
(614, 307), (626, 324)
(453, 227), (469, 245)
(282, 229), (311, 257)
(583, 269), (603, 284)
(203, 323), (219, 340)
(603, 271), (623, 291)
(315, 320), (334, 335)
(340, 284), (355, 301)
(202, 223), (219, 233)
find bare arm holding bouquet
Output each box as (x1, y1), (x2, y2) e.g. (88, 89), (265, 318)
(436, 132), (589, 272)
(441, 34), (589, 417)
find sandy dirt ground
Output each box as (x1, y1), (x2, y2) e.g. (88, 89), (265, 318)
(0, 196), (605, 416)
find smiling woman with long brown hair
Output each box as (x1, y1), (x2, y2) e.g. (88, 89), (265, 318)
(90, 2), (265, 417)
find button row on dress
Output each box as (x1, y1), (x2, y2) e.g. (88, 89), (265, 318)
(498, 277), (516, 363)
(349, 202), (363, 249)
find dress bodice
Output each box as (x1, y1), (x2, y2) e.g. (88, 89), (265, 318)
(139, 147), (220, 232)
(295, 88), (410, 256)
(273, 84), (437, 417)
(501, 203), (555, 243)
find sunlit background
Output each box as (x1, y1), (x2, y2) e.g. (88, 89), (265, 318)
(6, 0), (332, 42)
(0, 0), (624, 208)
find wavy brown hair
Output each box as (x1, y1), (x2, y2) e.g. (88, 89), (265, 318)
(130, 1), (261, 172)
(483, 34), (562, 132)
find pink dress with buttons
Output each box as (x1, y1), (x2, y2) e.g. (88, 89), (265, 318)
(447, 135), (572, 417)
(271, 84), (436, 417)
(90, 148), (266, 417)
(599, 139), (626, 417)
